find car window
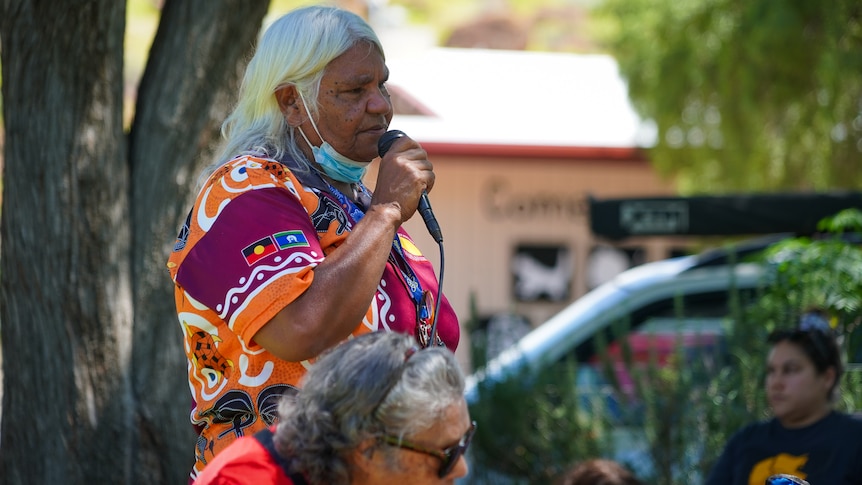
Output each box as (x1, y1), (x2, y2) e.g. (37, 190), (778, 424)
(568, 289), (751, 363)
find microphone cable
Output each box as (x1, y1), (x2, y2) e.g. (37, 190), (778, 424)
(377, 130), (446, 347)
(429, 237), (444, 347)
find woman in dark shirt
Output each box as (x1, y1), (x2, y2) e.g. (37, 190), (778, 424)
(706, 311), (862, 485)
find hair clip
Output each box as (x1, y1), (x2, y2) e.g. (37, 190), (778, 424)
(404, 346), (419, 361)
(799, 310), (833, 333)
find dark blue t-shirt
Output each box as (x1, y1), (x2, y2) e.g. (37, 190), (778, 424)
(705, 411), (862, 485)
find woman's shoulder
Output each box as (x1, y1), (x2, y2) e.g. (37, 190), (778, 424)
(726, 418), (773, 443)
(829, 410), (862, 429)
(194, 433), (295, 485)
(740, 417), (773, 433)
(224, 154), (295, 181)
(198, 154), (310, 199)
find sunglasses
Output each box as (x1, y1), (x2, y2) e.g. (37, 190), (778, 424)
(382, 421), (477, 477)
(766, 475), (809, 485)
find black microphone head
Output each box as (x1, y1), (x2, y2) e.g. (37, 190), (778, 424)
(378, 130), (407, 157)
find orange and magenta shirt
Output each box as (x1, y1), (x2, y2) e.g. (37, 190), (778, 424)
(167, 155), (459, 479)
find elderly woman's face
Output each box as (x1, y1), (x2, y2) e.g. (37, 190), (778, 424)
(310, 41), (393, 163)
(363, 399), (472, 484)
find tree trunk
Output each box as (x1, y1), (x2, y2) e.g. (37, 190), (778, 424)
(0, 1), (132, 483)
(0, 0), (269, 483)
(128, 1), (269, 482)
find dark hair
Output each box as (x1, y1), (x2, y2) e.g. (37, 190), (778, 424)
(767, 310), (843, 399)
(558, 459), (644, 485)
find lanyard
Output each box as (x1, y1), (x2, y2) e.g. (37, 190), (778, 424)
(321, 180), (426, 311)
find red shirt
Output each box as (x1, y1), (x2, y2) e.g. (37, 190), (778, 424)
(193, 429), (295, 485)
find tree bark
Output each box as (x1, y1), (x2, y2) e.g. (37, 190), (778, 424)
(128, 1), (269, 482)
(0, 1), (132, 483)
(0, 0), (269, 483)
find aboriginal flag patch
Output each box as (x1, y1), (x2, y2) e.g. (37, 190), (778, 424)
(242, 236), (277, 266)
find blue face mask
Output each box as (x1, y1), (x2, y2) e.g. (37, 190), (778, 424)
(297, 93), (369, 183)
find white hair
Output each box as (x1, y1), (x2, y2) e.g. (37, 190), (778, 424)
(200, 5), (384, 184)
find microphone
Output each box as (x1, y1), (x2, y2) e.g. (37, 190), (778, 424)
(377, 130), (443, 243)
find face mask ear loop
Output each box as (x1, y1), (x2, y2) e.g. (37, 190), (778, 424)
(296, 124), (315, 151)
(297, 91), (324, 147)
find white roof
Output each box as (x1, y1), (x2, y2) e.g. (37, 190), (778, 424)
(386, 47), (657, 148)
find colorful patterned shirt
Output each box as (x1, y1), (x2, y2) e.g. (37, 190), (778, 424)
(167, 155), (459, 479)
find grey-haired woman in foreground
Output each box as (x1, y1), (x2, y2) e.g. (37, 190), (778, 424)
(194, 331), (475, 484)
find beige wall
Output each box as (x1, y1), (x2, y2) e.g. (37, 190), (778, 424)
(368, 152), (681, 367)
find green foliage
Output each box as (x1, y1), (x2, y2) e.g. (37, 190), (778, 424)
(695, 293), (773, 479)
(466, 291), (610, 483)
(468, 358), (613, 484)
(759, 208), (862, 365)
(595, 0), (862, 193)
(819, 207), (862, 234)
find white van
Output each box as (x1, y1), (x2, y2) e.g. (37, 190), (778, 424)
(465, 237), (778, 403)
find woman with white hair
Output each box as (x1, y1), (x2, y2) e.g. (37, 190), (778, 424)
(166, 6), (459, 480)
(193, 332), (474, 484)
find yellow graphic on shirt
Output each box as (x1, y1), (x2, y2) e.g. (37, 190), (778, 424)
(398, 233), (423, 258)
(749, 453), (808, 485)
